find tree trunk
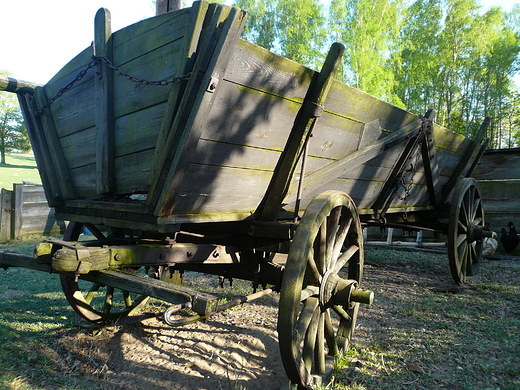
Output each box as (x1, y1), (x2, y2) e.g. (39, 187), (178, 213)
(156, 0), (182, 15)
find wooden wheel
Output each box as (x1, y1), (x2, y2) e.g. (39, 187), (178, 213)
(60, 222), (150, 324)
(448, 178), (485, 284)
(278, 191), (373, 389)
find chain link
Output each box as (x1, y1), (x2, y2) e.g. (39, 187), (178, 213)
(397, 133), (424, 220)
(36, 56), (191, 116)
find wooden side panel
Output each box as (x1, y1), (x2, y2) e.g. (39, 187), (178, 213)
(473, 149), (520, 230)
(40, 7), (206, 200)
(161, 37), (473, 221)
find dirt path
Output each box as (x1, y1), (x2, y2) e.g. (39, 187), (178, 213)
(60, 298), (291, 390)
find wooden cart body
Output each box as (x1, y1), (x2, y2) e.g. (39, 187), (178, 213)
(15, 1), (486, 233)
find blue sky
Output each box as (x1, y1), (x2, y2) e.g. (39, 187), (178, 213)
(1, 0), (518, 85)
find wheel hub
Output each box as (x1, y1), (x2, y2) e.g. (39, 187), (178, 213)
(319, 270), (374, 308)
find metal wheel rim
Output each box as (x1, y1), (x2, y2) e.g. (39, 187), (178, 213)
(278, 191), (364, 388)
(448, 178), (484, 284)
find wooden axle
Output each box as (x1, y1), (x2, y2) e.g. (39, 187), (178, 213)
(0, 75), (41, 94)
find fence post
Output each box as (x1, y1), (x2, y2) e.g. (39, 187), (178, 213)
(12, 183), (24, 239)
(0, 188), (13, 242)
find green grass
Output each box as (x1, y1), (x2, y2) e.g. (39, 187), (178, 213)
(319, 247), (520, 390)
(0, 153), (41, 190)
(0, 239), (518, 390)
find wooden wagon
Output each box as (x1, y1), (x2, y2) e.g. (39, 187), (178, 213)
(0, 2), (494, 388)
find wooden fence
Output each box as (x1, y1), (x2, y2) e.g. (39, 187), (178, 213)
(0, 183), (66, 242)
(473, 148), (520, 232)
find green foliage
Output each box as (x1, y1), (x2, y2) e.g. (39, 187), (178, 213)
(329, 0), (406, 105)
(230, 0), (520, 147)
(232, 0), (327, 69)
(0, 71), (31, 164)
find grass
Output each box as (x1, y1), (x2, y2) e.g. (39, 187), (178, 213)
(318, 247), (520, 390)
(0, 153), (41, 190)
(0, 238), (519, 390)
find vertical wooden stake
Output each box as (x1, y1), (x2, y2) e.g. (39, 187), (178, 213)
(94, 8), (115, 195)
(156, 0), (182, 15)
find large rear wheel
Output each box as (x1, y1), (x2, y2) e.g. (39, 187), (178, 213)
(448, 178), (485, 284)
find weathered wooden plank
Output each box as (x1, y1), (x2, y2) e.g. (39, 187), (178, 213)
(17, 94), (60, 205)
(149, 4), (248, 216)
(198, 79), (363, 161)
(0, 75), (41, 94)
(154, 1), (209, 161)
(284, 118), (424, 205)
(33, 87), (76, 201)
(94, 8), (115, 194)
(114, 149), (156, 194)
(0, 189), (12, 242)
(473, 149), (520, 180)
(255, 42), (345, 221)
(438, 117), (491, 205)
(171, 164), (272, 215)
(226, 39), (313, 101)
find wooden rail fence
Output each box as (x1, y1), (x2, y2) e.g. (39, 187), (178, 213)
(0, 183), (66, 242)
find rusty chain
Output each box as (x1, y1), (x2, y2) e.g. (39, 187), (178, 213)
(397, 132), (424, 220)
(36, 56), (191, 116)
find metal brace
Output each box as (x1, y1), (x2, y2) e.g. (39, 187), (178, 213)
(303, 100), (324, 117)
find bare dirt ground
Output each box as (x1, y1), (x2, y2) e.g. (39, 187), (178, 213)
(54, 248), (520, 390)
(59, 288), (291, 390)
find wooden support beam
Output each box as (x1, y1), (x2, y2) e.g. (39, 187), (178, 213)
(17, 94), (60, 205)
(254, 42), (345, 221)
(156, 0), (182, 15)
(33, 88), (76, 202)
(0, 75), (41, 94)
(94, 8), (115, 195)
(420, 109), (438, 207)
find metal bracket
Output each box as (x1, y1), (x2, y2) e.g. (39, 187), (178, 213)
(303, 100), (324, 117)
(206, 77), (219, 93)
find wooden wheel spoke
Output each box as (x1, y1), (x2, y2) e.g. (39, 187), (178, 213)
(302, 304), (320, 371)
(461, 199), (469, 227)
(296, 297), (319, 345)
(315, 312), (326, 374)
(331, 218), (352, 269)
(457, 219), (467, 233)
(316, 221), (327, 275)
(324, 309), (339, 357)
(456, 233), (466, 249)
(307, 253), (321, 283)
(333, 244), (359, 273)
(333, 304), (352, 323)
(300, 286), (320, 302)
(123, 290), (132, 307)
(325, 207), (342, 270)
(85, 283), (101, 304)
(103, 286), (115, 314)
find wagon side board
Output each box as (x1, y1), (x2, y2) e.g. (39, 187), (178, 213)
(147, 4), (248, 217)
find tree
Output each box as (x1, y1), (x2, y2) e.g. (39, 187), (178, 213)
(0, 72), (30, 164)
(393, 0), (443, 113)
(329, 0), (406, 104)
(232, 0), (327, 70)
